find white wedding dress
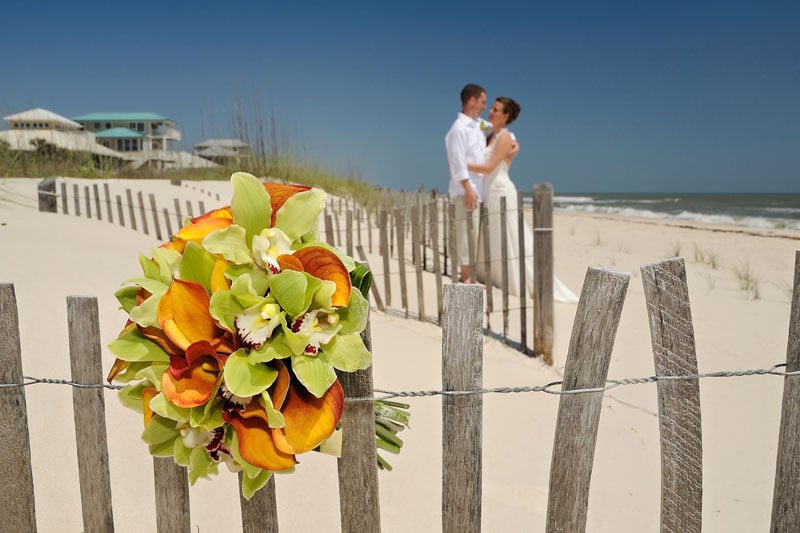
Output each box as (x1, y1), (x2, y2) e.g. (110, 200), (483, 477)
(477, 130), (579, 303)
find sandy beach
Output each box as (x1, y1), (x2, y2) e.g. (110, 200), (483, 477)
(1, 177), (798, 532)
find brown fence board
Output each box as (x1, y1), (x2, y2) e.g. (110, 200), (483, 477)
(546, 267), (629, 532)
(642, 258), (703, 533)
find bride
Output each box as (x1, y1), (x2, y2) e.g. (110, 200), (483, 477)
(468, 97), (578, 304)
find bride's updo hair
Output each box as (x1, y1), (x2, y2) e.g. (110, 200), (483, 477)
(496, 97), (521, 125)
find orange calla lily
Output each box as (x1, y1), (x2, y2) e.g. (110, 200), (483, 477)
(263, 183), (311, 226)
(164, 207), (234, 253)
(161, 341), (226, 408)
(210, 257), (231, 293)
(292, 246), (352, 307)
(224, 400), (298, 471)
(158, 279), (232, 353)
(276, 253), (303, 272)
(272, 379), (344, 455)
(270, 360), (291, 410)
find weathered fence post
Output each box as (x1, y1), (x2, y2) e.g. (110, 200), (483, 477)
(481, 204), (493, 330)
(103, 183), (113, 223)
(149, 194), (163, 241)
(499, 196), (509, 342)
(442, 284), (484, 532)
(771, 250), (800, 531)
(116, 195), (125, 227)
(379, 210), (392, 308)
(126, 189), (137, 231)
(325, 213), (335, 246)
(346, 210), (354, 257)
(0, 284), (37, 531)
(448, 202), (457, 281)
(137, 191), (149, 235)
(67, 296), (114, 532)
(430, 193), (444, 323)
(394, 208), (408, 318)
(546, 267), (629, 532)
(239, 474), (278, 533)
(61, 181), (69, 214)
(533, 183), (554, 364)
(74, 183), (81, 216)
(92, 183), (102, 221)
(153, 457), (191, 533)
(642, 258), (702, 533)
(84, 185), (91, 218)
(412, 204), (426, 322)
(38, 177), (57, 212)
(337, 311), (381, 531)
(517, 193), (528, 354)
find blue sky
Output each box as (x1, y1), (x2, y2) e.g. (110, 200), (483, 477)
(1, 1), (798, 193)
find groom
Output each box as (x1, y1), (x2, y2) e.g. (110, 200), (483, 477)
(445, 83), (487, 283)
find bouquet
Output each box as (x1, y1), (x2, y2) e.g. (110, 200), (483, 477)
(106, 172), (395, 498)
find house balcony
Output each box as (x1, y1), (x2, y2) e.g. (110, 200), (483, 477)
(151, 127), (181, 142)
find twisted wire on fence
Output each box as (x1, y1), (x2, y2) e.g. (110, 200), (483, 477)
(5, 363), (798, 403)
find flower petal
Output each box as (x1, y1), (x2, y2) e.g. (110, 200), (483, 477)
(224, 401), (297, 471)
(263, 183), (311, 226)
(292, 247), (352, 307)
(161, 341), (225, 408)
(142, 386), (158, 426)
(277, 254), (303, 272)
(168, 207), (233, 253)
(158, 279), (218, 352)
(272, 379), (344, 454)
(270, 360), (290, 410)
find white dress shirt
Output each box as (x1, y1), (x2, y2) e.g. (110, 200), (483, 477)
(445, 113), (486, 201)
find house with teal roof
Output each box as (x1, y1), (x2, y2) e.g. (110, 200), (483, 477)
(71, 112), (181, 154)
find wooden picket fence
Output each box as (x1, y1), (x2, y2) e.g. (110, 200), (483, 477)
(2, 251), (799, 531)
(36, 178), (561, 362)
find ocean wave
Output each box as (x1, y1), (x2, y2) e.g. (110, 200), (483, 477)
(553, 196), (594, 204)
(559, 204), (800, 230)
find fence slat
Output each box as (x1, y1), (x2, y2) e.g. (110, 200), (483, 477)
(546, 267), (629, 532)
(126, 189), (137, 231)
(430, 194), (444, 323)
(357, 245), (384, 312)
(771, 250), (800, 532)
(412, 205), (425, 322)
(38, 177), (57, 212)
(533, 183), (554, 364)
(104, 183), (113, 223)
(0, 284), (37, 531)
(442, 284), (484, 532)
(138, 191), (149, 235)
(641, 258), (702, 533)
(61, 181), (69, 214)
(149, 193), (163, 241)
(517, 193), (528, 354)
(153, 457), (190, 533)
(346, 210), (354, 257)
(93, 183), (102, 221)
(500, 196), (509, 342)
(239, 473), (278, 533)
(481, 204), (493, 330)
(394, 208), (408, 318)
(67, 296), (114, 532)
(337, 315), (381, 531)
(379, 210), (391, 308)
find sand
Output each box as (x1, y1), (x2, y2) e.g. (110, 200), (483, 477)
(1, 177), (798, 532)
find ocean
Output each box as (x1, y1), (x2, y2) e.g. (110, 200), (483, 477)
(549, 193), (800, 231)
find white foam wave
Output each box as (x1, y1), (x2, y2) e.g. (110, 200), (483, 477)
(553, 196), (594, 204)
(559, 204), (800, 230)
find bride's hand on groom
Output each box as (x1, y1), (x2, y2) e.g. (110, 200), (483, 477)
(464, 185), (478, 211)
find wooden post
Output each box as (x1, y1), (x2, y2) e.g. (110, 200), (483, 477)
(546, 267), (629, 532)
(412, 205), (426, 322)
(533, 183), (554, 364)
(103, 183), (113, 223)
(346, 210), (354, 257)
(367, 208), (373, 254)
(518, 193), (528, 355)
(334, 210), (342, 247)
(642, 258), (702, 533)
(356, 207), (362, 250)
(199, 200), (205, 214)
(337, 314), (381, 531)
(74, 183), (81, 216)
(149, 194), (163, 241)
(325, 214), (335, 246)
(467, 206), (477, 284)
(92, 183), (102, 221)
(163, 208), (173, 238)
(84, 185), (91, 218)
(61, 181), (69, 214)
(137, 191), (149, 235)
(442, 284), (484, 532)
(38, 177), (57, 212)
(153, 457), (191, 532)
(430, 193), (444, 323)
(379, 210), (392, 308)
(0, 284), (37, 531)
(239, 474), (278, 533)
(771, 250), (800, 531)
(394, 208), (409, 318)
(448, 202), (457, 281)
(116, 195), (125, 227)
(185, 200), (194, 218)
(500, 196), (510, 343)
(126, 189), (137, 231)
(173, 198), (183, 228)
(481, 204), (493, 330)
(67, 296), (114, 532)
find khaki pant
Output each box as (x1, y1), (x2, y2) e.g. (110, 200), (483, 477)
(452, 197), (480, 268)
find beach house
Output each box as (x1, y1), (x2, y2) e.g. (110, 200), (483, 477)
(0, 108), (129, 160)
(193, 138), (251, 165)
(71, 112), (216, 169)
